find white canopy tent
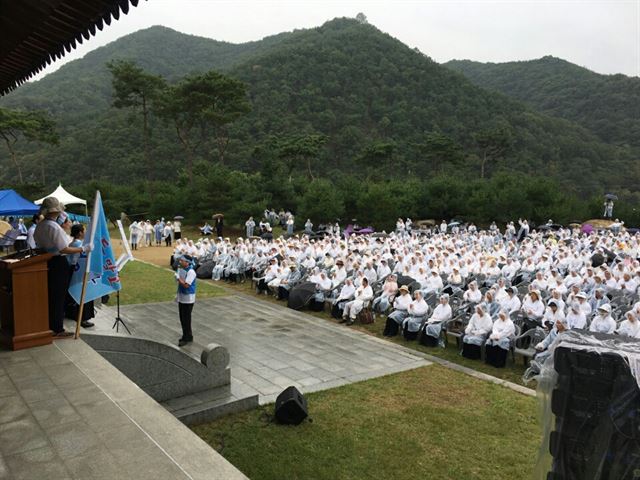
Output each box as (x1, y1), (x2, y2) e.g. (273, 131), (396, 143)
(35, 184), (88, 215)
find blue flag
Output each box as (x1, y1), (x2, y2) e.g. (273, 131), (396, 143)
(69, 191), (121, 304)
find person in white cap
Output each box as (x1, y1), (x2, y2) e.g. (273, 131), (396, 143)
(589, 304), (616, 334)
(617, 311), (640, 338)
(34, 197), (93, 338)
(575, 292), (593, 317)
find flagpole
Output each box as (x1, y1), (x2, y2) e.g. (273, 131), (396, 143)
(74, 191), (100, 339)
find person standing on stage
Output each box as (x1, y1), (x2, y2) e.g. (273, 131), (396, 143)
(176, 254), (197, 347)
(34, 197), (92, 338)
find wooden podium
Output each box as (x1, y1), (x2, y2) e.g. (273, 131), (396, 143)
(0, 252), (54, 350)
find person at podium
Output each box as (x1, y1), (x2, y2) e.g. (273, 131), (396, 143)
(34, 197), (93, 338)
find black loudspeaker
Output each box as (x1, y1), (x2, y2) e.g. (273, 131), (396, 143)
(275, 386), (308, 425)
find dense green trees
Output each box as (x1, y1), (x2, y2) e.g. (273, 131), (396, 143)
(1, 18), (637, 229)
(0, 107), (58, 184)
(0, 19), (634, 192)
(446, 57), (640, 149)
(107, 60), (166, 181)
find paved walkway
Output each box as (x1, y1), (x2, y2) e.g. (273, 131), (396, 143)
(0, 341), (246, 480)
(89, 295), (430, 404)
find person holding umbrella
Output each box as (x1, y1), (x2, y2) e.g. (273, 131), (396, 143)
(173, 216), (183, 240)
(603, 194), (617, 219)
(213, 214), (224, 238)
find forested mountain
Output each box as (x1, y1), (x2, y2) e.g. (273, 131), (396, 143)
(445, 56), (640, 149)
(0, 18), (637, 221)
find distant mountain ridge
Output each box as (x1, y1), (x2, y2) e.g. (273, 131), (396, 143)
(445, 56), (640, 149)
(0, 19), (636, 192)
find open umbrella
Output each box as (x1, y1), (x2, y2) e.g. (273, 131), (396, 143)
(396, 275), (415, 287)
(174, 215), (184, 220)
(604, 194), (618, 201)
(212, 213), (224, 219)
(591, 252), (605, 268)
(287, 282), (317, 310)
(448, 221), (461, 227)
(0, 220), (11, 237)
(581, 224), (594, 235)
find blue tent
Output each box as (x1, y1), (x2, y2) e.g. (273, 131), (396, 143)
(0, 190), (39, 216)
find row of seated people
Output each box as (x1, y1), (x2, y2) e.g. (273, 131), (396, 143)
(360, 274), (640, 368)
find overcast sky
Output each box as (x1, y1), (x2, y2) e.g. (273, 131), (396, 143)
(35, 0), (640, 79)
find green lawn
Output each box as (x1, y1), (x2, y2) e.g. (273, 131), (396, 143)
(193, 364), (540, 480)
(108, 260), (226, 305)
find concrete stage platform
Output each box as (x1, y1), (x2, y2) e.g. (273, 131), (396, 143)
(87, 294), (430, 404)
(0, 340), (246, 480)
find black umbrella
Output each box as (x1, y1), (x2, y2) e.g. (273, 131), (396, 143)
(287, 282), (317, 310)
(604, 194), (618, 201)
(591, 253), (605, 268)
(407, 281), (422, 294)
(396, 275), (415, 287)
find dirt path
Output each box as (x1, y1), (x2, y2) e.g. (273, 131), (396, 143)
(113, 239), (173, 268)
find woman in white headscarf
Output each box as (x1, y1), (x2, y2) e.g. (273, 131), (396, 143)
(484, 310), (516, 368)
(421, 294), (452, 347)
(617, 311), (640, 338)
(402, 290), (429, 340)
(462, 303), (493, 360)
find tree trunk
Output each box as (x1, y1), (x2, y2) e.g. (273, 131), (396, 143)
(2, 136), (23, 184)
(142, 97), (155, 198)
(480, 151), (487, 179)
(306, 157), (315, 181)
(215, 128), (228, 165)
(175, 124), (194, 185)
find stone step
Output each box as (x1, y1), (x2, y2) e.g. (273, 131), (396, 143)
(162, 380), (259, 426)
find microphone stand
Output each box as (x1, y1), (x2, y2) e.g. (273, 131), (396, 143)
(112, 290), (131, 334)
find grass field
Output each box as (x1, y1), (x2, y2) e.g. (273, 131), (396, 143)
(108, 259), (226, 305)
(193, 364), (540, 480)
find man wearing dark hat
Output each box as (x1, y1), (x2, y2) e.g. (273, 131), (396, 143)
(176, 254), (197, 346)
(34, 197), (93, 338)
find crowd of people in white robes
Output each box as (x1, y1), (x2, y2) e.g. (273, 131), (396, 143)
(170, 219), (640, 370)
